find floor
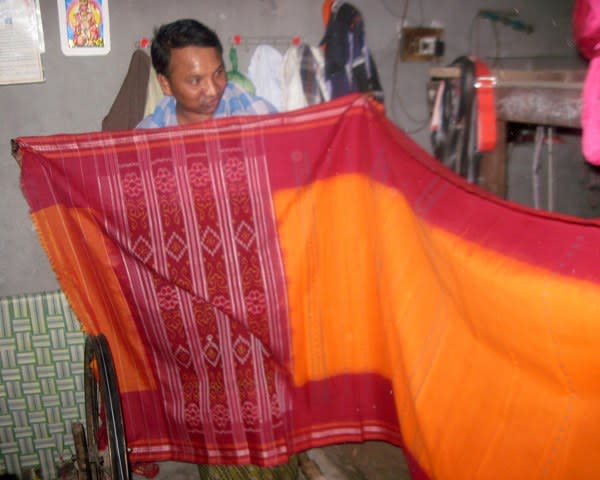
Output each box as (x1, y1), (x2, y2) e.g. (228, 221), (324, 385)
(132, 442), (412, 480)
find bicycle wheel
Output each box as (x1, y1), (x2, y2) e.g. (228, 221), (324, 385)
(431, 56), (476, 180)
(84, 334), (130, 480)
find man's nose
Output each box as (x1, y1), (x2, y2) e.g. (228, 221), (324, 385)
(205, 78), (217, 96)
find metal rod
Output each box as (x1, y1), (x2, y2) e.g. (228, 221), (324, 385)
(496, 80), (583, 90)
(548, 127), (554, 212)
(532, 125), (544, 210)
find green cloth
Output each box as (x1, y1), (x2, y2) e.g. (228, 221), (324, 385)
(227, 47), (256, 95)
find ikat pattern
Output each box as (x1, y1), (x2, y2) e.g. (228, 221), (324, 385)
(104, 132), (290, 452)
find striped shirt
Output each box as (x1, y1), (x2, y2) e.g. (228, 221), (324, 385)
(137, 82), (276, 129)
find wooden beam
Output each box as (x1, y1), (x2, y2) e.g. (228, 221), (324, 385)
(430, 67), (586, 86)
(495, 87), (581, 128)
(479, 120), (508, 198)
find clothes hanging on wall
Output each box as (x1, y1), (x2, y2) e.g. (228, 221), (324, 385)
(103, 40), (329, 128)
(144, 64), (163, 118)
(247, 44), (284, 111)
(281, 43), (329, 111)
(102, 49), (151, 131)
(227, 46), (256, 95)
(320, 2), (384, 103)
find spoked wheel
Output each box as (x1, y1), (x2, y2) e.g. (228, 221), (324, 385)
(434, 77), (465, 173)
(432, 56), (479, 182)
(84, 334), (130, 480)
(464, 95), (482, 184)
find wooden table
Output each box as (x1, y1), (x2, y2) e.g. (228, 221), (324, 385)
(428, 68), (585, 197)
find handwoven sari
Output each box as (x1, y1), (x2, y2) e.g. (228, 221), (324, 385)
(18, 94), (600, 479)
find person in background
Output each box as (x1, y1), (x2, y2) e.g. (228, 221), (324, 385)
(137, 18), (276, 128)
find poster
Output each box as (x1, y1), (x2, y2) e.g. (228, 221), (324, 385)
(57, 0), (110, 56)
(0, 0), (45, 85)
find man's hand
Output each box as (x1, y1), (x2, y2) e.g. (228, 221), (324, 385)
(11, 139), (23, 167)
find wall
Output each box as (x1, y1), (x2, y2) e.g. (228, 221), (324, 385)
(0, 0), (578, 296)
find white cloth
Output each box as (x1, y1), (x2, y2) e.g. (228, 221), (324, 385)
(281, 44), (329, 112)
(144, 66), (164, 117)
(247, 44), (284, 111)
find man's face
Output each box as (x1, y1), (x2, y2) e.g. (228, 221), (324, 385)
(158, 46), (227, 125)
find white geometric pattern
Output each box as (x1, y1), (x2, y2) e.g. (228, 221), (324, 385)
(132, 236), (153, 263)
(173, 345), (193, 369)
(235, 221), (255, 251)
(166, 232), (188, 262)
(201, 227), (222, 256)
(232, 336), (252, 364)
(202, 335), (221, 367)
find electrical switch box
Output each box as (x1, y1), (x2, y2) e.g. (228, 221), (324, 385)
(401, 27), (444, 61)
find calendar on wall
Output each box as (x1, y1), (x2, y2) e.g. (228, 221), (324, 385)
(0, 0), (44, 85)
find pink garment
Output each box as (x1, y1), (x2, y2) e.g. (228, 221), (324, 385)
(574, 0), (600, 165)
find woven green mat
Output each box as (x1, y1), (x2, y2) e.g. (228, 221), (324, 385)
(0, 291), (85, 480)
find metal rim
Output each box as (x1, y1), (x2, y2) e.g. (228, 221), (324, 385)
(84, 334), (130, 480)
(432, 56), (480, 184)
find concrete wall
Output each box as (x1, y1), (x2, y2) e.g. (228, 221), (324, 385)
(0, 0), (579, 296)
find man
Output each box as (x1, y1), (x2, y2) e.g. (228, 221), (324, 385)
(137, 19), (275, 128)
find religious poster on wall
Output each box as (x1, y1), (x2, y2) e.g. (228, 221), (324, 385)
(57, 0), (110, 56)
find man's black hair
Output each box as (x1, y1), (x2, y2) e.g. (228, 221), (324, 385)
(151, 19), (223, 77)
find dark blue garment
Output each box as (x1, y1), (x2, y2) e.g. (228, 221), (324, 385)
(320, 2), (384, 102)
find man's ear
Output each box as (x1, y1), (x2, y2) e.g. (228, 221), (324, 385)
(157, 74), (173, 96)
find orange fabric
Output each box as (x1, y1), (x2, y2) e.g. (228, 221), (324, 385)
(277, 171), (600, 478)
(408, 226), (600, 479)
(30, 205), (156, 392)
(275, 174), (398, 384)
(322, 0), (333, 26)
